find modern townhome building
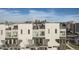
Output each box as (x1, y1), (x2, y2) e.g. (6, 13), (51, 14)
(0, 20), (66, 50)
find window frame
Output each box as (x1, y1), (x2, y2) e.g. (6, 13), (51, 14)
(28, 29), (30, 34)
(55, 29), (57, 34)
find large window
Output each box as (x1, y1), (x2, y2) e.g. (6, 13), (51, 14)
(40, 31), (45, 36)
(13, 39), (17, 44)
(5, 40), (8, 45)
(12, 32), (18, 37)
(34, 38), (43, 46)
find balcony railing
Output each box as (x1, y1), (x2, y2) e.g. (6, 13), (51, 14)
(13, 25), (18, 30)
(28, 39), (49, 47)
(1, 40), (22, 49)
(33, 30), (45, 37)
(6, 27), (11, 30)
(5, 30), (18, 38)
(33, 24), (45, 29)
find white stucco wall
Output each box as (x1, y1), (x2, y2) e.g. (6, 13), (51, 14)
(45, 23), (60, 47)
(18, 24), (32, 48)
(0, 24), (5, 45)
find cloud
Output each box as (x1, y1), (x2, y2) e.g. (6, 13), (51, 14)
(61, 14), (79, 22)
(0, 9), (27, 22)
(0, 9), (79, 22)
(0, 9), (57, 22)
(27, 10), (64, 22)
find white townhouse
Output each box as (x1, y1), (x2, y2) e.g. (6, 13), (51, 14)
(0, 20), (66, 50)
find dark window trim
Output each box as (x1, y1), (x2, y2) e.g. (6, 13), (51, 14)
(21, 29), (23, 34)
(1, 30), (3, 35)
(28, 29), (30, 34)
(55, 29), (57, 34)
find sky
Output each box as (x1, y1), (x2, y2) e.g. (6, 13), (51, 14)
(0, 8), (79, 22)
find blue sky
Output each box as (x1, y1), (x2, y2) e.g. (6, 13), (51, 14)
(0, 8), (79, 22)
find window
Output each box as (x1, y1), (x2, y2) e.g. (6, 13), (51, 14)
(39, 39), (43, 46)
(28, 29), (30, 34)
(40, 31), (45, 36)
(12, 32), (18, 37)
(9, 39), (12, 44)
(55, 29), (57, 34)
(13, 39), (17, 44)
(34, 38), (43, 46)
(21, 29), (23, 34)
(1, 30), (3, 35)
(5, 40), (8, 45)
(48, 29), (50, 34)
(13, 25), (18, 29)
(60, 31), (65, 35)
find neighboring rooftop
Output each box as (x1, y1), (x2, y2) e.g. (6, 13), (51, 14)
(0, 20), (78, 25)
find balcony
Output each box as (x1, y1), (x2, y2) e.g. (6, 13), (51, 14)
(5, 30), (18, 38)
(5, 34), (18, 38)
(6, 25), (18, 30)
(5, 31), (11, 38)
(1, 40), (22, 50)
(33, 24), (45, 29)
(13, 25), (18, 30)
(33, 30), (45, 37)
(60, 29), (66, 37)
(28, 39), (49, 47)
(60, 23), (66, 29)
(6, 27), (11, 30)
